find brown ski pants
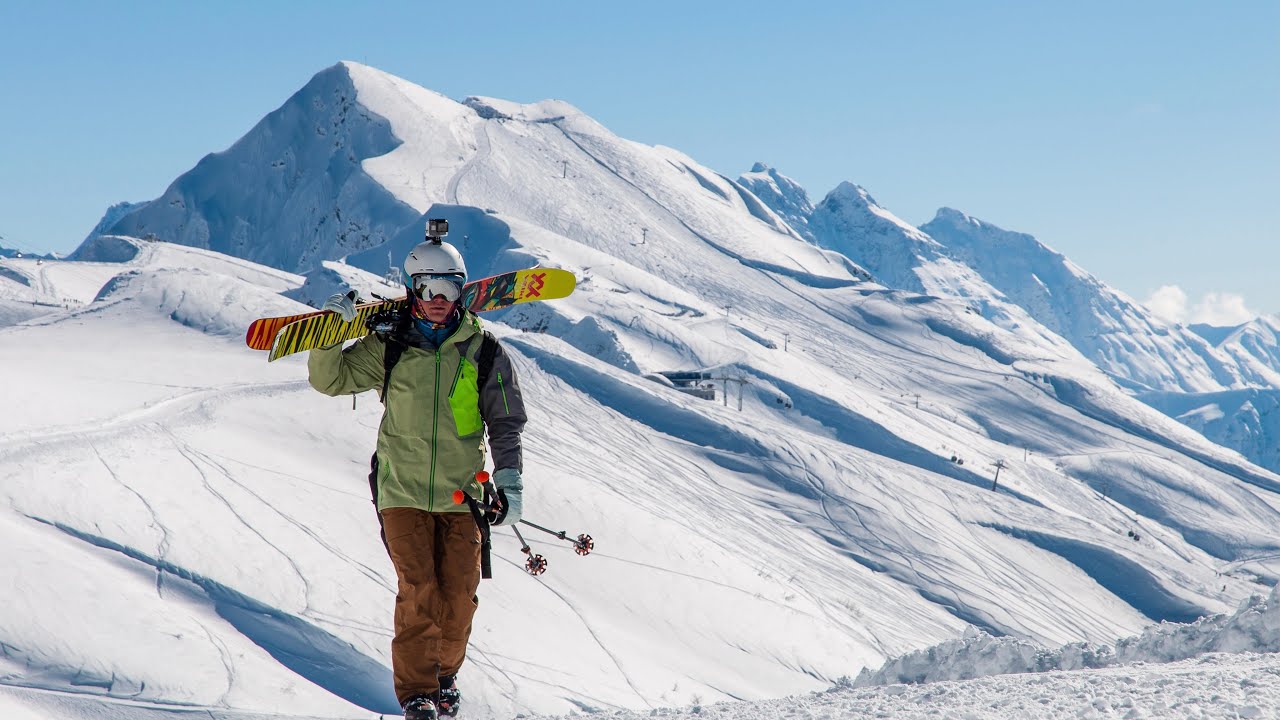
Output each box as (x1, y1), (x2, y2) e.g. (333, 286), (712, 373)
(380, 507), (482, 703)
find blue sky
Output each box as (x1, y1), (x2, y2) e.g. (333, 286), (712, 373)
(1, 1), (1276, 321)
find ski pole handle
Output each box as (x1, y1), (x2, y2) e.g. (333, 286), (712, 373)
(474, 470), (509, 523)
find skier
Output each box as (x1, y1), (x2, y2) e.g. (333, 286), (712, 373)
(308, 231), (527, 720)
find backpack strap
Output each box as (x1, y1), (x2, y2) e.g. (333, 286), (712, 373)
(475, 331), (499, 390)
(378, 305), (412, 404)
(381, 339), (407, 403)
(380, 318), (496, 404)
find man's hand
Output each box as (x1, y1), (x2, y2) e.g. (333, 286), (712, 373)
(322, 290), (358, 322)
(489, 468), (523, 526)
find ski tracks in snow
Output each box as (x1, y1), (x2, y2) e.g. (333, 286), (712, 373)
(160, 425), (316, 604)
(0, 380), (310, 454)
(180, 441), (395, 596)
(87, 438), (175, 597)
(446, 121), (492, 205)
(494, 552), (653, 710)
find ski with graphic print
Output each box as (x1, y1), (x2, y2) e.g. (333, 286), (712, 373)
(248, 267), (575, 361)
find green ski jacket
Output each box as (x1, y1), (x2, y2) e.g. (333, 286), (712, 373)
(307, 312), (527, 512)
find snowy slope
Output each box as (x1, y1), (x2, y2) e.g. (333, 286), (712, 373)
(10, 588), (1280, 719)
(3, 243), (951, 717)
(15, 61), (1280, 719)
(9, 230), (1280, 719)
(1139, 387), (1280, 479)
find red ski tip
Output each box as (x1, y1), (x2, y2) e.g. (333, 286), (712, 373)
(452, 490), (466, 505)
(476, 470), (491, 483)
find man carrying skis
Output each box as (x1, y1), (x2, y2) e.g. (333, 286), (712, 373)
(308, 226), (527, 720)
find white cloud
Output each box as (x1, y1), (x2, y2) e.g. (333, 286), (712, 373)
(1144, 285), (1256, 327)
(1145, 285), (1188, 324)
(1189, 292), (1255, 326)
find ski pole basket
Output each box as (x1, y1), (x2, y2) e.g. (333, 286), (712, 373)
(525, 554), (548, 575)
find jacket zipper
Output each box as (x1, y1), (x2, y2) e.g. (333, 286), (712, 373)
(428, 347), (441, 511)
(448, 357), (465, 398)
(429, 324), (468, 510)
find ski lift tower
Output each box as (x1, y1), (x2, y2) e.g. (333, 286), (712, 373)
(383, 250), (402, 287)
(722, 375), (750, 411)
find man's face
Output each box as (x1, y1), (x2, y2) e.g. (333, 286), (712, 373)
(409, 273), (465, 325)
(414, 294), (456, 324)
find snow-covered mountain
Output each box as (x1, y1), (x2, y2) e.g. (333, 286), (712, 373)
(8, 61), (1280, 718)
(913, 209), (1280, 475)
(101, 65), (423, 273)
(1139, 387), (1280, 478)
(1139, 317), (1280, 474)
(741, 176), (1280, 472)
(95, 64), (860, 290)
(736, 162), (816, 242)
(918, 208), (1251, 394)
(802, 182), (1080, 356)
(79, 201), (148, 249)
(1197, 315), (1280, 389)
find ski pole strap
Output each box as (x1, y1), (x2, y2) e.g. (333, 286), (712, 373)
(457, 493), (493, 580)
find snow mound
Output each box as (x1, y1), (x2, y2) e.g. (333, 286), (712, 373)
(93, 267), (305, 337)
(67, 233), (143, 263)
(464, 95), (581, 123)
(855, 585), (1280, 687)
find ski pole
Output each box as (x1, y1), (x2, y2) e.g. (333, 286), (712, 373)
(519, 519), (595, 556)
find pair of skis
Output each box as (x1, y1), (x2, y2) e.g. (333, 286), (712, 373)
(245, 267), (576, 360)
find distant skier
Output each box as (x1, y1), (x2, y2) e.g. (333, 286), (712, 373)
(308, 225), (527, 720)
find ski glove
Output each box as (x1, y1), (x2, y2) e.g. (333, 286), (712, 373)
(489, 467), (523, 526)
(322, 290), (358, 322)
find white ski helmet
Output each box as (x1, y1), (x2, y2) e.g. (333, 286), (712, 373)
(404, 240), (466, 279)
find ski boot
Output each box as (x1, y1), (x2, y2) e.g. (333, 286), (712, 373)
(402, 694), (438, 720)
(437, 675), (461, 717)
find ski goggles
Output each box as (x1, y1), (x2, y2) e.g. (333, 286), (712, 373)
(409, 273), (465, 302)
